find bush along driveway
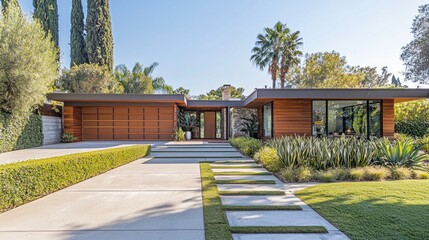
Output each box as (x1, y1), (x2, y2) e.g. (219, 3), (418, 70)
(200, 159), (349, 239)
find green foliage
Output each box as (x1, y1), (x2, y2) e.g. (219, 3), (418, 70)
(61, 132), (77, 143)
(254, 146), (281, 172)
(395, 100), (429, 137)
(0, 7), (56, 152)
(86, 0), (113, 70)
(1, 0), (21, 14)
(414, 170), (429, 179)
(250, 21), (302, 88)
(363, 166), (390, 181)
(287, 51), (391, 88)
(401, 4), (429, 83)
(114, 63), (161, 94)
(0, 112), (43, 153)
(280, 166), (312, 182)
(33, 0), (59, 48)
(173, 127), (186, 141)
(416, 135), (429, 152)
(178, 111), (198, 131)
(229, 137), (262, 158)
(267, 136), (380, 170)
(390, 167), (412, 180)
(377, 138), (429, 169)
(0, 5), (58, 114)
(59, 63), (120, 93)
(70, 0), (88, 66)
(0, 145), (150, 212)
(239, 113), (259, 137)
(198, 85), (245, 100)
(349, 168), (365, 181)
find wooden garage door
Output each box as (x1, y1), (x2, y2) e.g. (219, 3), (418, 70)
(81, 106), (174, 140)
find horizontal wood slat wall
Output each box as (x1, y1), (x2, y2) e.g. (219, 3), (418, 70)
(64, 106), (82, 141)
(81, 106), (175, 141)
(382, 99), (394, 137)
(273, 99), (312, 137)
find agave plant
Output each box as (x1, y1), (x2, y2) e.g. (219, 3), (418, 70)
(377, 138), (429, 169)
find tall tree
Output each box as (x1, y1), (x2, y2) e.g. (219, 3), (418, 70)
(277, 23), (303, 88)
(401, 4), (429, 84)
(391, 75), (402, 87)
(86, 0), (113, 71)
(251, 21), (302, 88)
(70, 0), (88, 66)
(1, 0), (21, 14)
(33, 0), (59, 48)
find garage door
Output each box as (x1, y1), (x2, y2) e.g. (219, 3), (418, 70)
(81, 106), (175, 140)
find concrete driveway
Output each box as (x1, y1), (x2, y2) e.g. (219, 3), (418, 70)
(0, 141), (165, 165)
(0, 142), (242, 240)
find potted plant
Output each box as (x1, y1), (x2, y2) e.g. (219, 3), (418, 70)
(179, 111), (198, 140)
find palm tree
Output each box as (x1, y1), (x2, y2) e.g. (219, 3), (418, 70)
(279, 25), (303, 88)
(250, 25), (281, 88)
(251, 21), (303, 88)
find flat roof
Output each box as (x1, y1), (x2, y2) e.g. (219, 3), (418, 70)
(47, 88), (429, 108)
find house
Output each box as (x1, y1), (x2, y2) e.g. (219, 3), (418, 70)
(47, 86), (429, 141)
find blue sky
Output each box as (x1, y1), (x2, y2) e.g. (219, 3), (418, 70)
(18, 0), (427, 95)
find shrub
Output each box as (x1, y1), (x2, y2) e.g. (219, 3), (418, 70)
(416, 136), (429, 152)
(59, 63), (120, 93)
(296, 166), (313, 182)
(61, 132), (77, 143)
(267, 136), (380, 170)
(377, 138), (429, 169)
(280, 167), (295, 182)
(254, 146), (281, 172)
(333, 168), (350, 181)
(390, 167), (412, 180)
(350, 168), (365, 181)
(395, 100), (429, 138)
(0, 145), (150, 212)
(314, 169), (337, 183)
(363, 166), (389, 181)
(173, 127), (186, 141)
(413, 170), (429, 179)
(229, 137), (262, 158)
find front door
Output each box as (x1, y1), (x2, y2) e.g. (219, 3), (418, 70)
(204, 112), (216, 138)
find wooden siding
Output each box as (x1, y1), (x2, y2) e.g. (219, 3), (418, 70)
(273, 99), (312, 137)
(64, 106), (82, 141)
(80, 106), (175, 141)
(382, 99), (395, 137)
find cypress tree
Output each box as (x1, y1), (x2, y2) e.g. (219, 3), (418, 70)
(86, 0), (113, 71)
(33, 0), (59, 48)
(70, 0), (88, 66)
(1, 0), (22, 14)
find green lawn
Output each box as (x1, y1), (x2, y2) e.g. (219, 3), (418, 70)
(295, 180), (429, 240)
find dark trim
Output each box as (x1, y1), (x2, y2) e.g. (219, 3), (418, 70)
(366, 100), (370, 140)
(187, 100), (243, 107)
(64, 102), (177, 107)
(261, 102), (273, 138)
(48, 93), (187, 103)
(226, 107), (231, 140)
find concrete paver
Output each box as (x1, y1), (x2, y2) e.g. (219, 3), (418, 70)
(221, 195), (305, 206)
(232, 232), (348, 240)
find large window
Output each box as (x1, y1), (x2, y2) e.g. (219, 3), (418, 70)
(263, 103), (272, 137)
(312, 100), (382, 138)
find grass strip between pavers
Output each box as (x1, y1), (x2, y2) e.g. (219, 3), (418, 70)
(223, 205), (302, 211)
(212, 160), (255, 164)
(200, 163), (233, 240)
(215, 180), (276, 184)
(219, 190), (285, 196)
(211, 165), (262, 169)
(214, 171), (271, 176)
(230, 226), (328, 234)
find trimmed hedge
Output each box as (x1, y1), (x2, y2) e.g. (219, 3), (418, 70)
(0, 145), (150, 212)
(0, 112), (43, 153)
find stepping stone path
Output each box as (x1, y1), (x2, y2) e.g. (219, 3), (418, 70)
(211, 156), (350, 240)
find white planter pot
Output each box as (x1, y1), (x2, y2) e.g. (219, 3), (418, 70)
(186, 131), (192, 140)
